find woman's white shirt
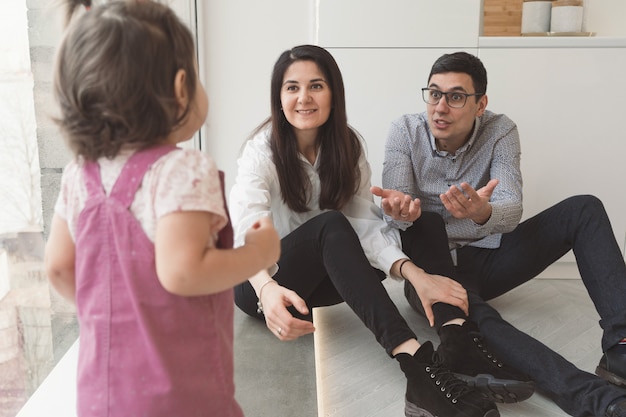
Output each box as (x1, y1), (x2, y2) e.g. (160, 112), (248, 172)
(228, 129), (406, 275)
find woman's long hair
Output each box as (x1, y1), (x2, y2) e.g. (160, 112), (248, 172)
(255, 44), (361, 213)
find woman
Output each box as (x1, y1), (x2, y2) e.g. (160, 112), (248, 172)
(229, 44), (498, 417)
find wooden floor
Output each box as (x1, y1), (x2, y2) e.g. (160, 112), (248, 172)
(313, 277), (604, 417)
(12, 274), (605, 417)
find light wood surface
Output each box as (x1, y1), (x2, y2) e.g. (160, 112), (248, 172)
(314, 278), (603, 417)
(483, 0), (524, 36)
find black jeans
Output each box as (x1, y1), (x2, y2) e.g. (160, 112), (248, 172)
(403, 195), (626, 416)
(234, 210), (416, 356)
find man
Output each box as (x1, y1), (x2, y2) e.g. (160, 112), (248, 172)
(374, 51), (626, 417)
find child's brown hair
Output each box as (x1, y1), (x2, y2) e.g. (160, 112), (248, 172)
(54, 0), (198, 160)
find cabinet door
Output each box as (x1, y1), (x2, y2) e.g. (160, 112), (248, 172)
(319, 0), (481, 48)
(480, 47), (626, 257)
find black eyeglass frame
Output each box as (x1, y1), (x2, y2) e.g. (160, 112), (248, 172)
(421, 88), (485, 109)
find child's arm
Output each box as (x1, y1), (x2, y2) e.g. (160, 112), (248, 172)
(44, 214), (77, 304)
(155, 211), (279, 296)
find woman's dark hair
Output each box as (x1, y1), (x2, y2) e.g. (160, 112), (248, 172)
(428, 52), (488, 100)
(254, 44), (361, 213)
(54, 0), (197, 160)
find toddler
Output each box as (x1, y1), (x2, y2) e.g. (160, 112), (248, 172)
(44, 1), (280, 416)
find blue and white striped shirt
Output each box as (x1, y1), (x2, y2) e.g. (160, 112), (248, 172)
(382, 110), (523, 250)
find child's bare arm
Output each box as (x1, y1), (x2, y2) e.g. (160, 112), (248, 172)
(155, 211), (279, 296)
(44, 214), (77, 304)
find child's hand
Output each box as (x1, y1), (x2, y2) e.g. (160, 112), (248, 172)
(244, 217), (280, 268)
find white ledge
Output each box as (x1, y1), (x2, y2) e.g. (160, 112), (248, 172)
(479, 36), (626, 49)
(16, 339), (77, 417)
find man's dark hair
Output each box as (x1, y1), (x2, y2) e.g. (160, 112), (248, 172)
(428, 52), (488, 97)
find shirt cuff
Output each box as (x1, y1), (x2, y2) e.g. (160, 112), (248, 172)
(377, 245), (408, 277)
(475, 203), (501, 234)
(268, 263), (279, 277)
(383, 213), (413, 231)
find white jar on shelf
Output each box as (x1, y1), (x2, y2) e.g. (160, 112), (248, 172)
(521, 0), (552, 34)
(551, 0), (584, 33)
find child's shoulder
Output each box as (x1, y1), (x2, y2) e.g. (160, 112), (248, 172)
(147, 148), (227, 220)
(60, 156), (88, 188)
(149, 148), (222, 191)
(157, 147), (219, 172)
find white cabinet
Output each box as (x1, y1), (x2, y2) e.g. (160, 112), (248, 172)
(318, 0), (481, 47)
(479, 46), (626, 258)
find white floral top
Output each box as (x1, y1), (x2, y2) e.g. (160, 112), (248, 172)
(55, 148), (228, 244)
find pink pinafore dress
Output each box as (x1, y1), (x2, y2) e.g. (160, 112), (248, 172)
(74, 146), (243, 417)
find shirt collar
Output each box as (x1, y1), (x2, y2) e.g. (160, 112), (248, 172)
(428, 115), (481, 157)
(297, 144), (322, 169)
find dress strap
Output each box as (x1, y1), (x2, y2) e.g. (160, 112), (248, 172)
(110, 145), (178, 208)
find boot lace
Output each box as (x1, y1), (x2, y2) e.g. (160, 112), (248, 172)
(428, 353), (476, 404)
(471, 333), (504, 368)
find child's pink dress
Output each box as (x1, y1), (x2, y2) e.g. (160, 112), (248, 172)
(70, 145), (243, 417)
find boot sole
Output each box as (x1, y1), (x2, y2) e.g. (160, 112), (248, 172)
(596, 365), (626, 388)
(405, 400), (501, 417)
(455, 373), (535, 404)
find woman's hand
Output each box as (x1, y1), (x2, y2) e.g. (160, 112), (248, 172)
(260, 282), (316, 341)
(413, 273), (468, 327)
(397, 260), (468, 327)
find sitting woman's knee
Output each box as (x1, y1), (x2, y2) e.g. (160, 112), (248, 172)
(318, 210), (351, 229)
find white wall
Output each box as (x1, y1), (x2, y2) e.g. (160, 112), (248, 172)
(480, 45), (626, 264)
(200, 0), (626, 262)
(199, 0), (315, 193)
(583, 0), (626, 35)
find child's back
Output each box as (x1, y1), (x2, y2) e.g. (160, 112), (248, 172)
(71, 146), (240, 416)
(45, 1), (280, 416)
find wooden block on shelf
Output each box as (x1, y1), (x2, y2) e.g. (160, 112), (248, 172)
(483, 0), (523, 37)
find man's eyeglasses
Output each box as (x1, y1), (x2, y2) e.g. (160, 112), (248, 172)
(421, 88), (485, 109)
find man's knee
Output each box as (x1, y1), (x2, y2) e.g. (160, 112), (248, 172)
(564, 194), (604, 213)
(403, 211), (447, 240)
(419, 211), (446, 228)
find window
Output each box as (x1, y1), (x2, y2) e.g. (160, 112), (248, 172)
(0, 2), (199, 416)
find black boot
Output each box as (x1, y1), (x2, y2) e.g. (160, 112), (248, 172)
(396, 341), (500, 417)
(606, 398), (626, 417)
(437, 321), (535, 404)
(597, 343), (626, 388)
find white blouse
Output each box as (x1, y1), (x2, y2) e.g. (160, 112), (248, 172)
(228, 129), (406, 275)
